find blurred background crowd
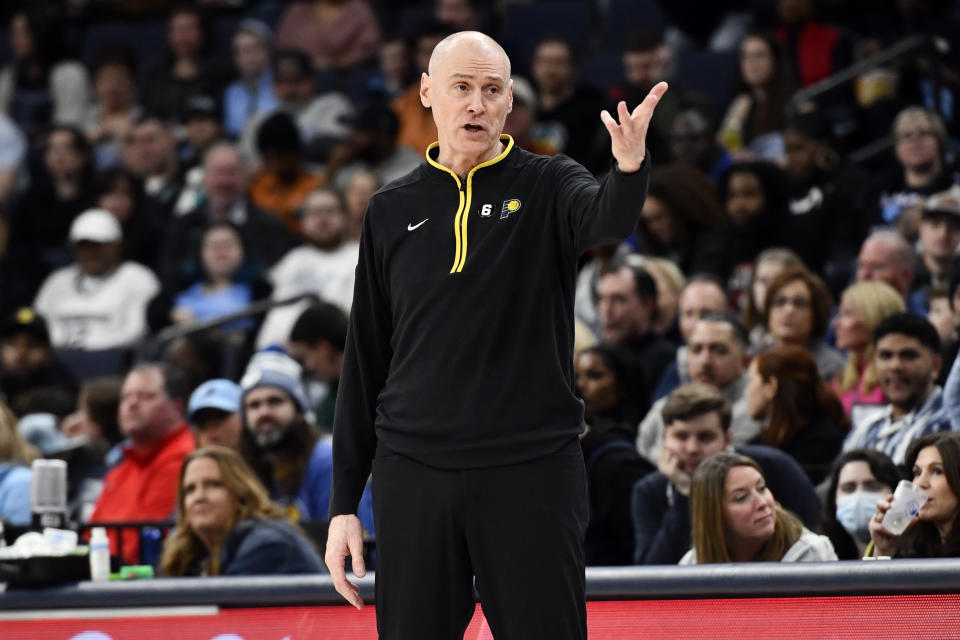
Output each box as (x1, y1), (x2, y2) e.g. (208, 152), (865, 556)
(3, 0), (960, 576)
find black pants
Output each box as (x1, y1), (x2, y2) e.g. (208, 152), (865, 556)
(372, 442), (588, 640)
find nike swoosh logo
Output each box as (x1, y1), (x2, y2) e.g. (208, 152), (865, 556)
(407, 219), (428, 231)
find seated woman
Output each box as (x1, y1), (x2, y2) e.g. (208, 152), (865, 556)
(742, 247), (803, 349)
(681, 451), (837, 563)
(831, 281), (905, 423)
(868, 433), (960, 558)
(745, 344), (849, 484)
(160, 446), (325, 576)
(0, 401), (35, 526)
(822, 449), (901, 560)
(575, 344), (655, 565)
(149, 222), (271, 338)
(761, 266), (845, 382)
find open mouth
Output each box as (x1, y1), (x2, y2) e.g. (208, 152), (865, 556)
(464, 124), (484, 133)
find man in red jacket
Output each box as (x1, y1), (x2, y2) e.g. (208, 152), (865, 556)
(89, 363), (194, 565)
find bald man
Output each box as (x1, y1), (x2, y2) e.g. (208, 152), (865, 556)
(326, 31), (666, 639)
(856, 230), (915, 300)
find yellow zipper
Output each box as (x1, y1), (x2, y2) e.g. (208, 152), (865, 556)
(425, 136), (515, 274)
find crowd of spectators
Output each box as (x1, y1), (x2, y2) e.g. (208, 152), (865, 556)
(3, 0), (960, 576)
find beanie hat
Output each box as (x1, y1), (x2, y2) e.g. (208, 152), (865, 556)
(239, 348), (310, 413)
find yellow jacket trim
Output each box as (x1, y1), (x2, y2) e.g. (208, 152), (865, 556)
(425, 135), (515, 273)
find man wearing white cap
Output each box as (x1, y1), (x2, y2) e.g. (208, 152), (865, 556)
(34, 208), (160, 350)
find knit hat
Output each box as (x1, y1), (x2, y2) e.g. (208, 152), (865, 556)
(239, 348), (309, 414)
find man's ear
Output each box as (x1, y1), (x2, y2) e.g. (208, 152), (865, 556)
(932, 353), (943, 381)
(420, 72), (431, 108)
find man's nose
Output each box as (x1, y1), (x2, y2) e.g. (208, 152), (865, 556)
(468, 91), (485, 113)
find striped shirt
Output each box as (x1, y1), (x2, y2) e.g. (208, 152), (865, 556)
(842, 386), (953, 464)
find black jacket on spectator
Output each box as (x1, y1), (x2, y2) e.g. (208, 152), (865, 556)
(3, 182), (93, 309)
(784, 162), (870, 277)
(750, 420), (849, 486)
(0, 359), (78, 416)
(161, 200), (296, 291)
(622, 332), (676, 408)
(582, 416), (655, 566)
(631, 443), (822, 565)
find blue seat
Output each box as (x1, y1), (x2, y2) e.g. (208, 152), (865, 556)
(676, 50), (739, 116)
(599, 0), (665, 54)
(499, 1), (593, 79)
(56, 348), (129, 382)
(81, 21), (166, 69)
(579, 53), (623, 97)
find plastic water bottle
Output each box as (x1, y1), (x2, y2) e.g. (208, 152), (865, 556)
(89, 527), (111, 582)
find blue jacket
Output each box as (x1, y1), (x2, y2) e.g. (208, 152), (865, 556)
(220, 518), (325, 575)
(288, 438), (376, 535)
(0, 462), (31, 525)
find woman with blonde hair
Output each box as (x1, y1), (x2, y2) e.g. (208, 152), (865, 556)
(831, 281), (905, 420)
(680, 451), (836, 563)
(0, 401), (36, 525)
(160, 446), (324, 577)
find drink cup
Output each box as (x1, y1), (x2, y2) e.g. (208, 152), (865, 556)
(881, 480), (928, 535)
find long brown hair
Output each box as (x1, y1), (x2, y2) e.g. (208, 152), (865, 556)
(690, 452), (803, 563)
(0, 401), (37, 463)
(754, 344), (849, 448)
(897, 433), (960, 558)
(160, 446), (287, 576)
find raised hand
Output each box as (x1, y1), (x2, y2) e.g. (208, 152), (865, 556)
(600, 81), (668, 174)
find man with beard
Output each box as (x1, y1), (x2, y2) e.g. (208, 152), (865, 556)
(240, 349), (374, 530)
(255, 187), (358, 348)
(637, 312), (762, 464)
(631, 382), (819, 564)
(843, 312), (952, 464)
(326, 103), (422, 192)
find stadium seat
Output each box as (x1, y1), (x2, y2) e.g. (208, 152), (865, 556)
(499, 1), (593, 79)
(81, 21), (166, 69)
(579, 52), (624, 96)
(56, 348), (130, 382)
(599, 0), (665, 53)
(676, 49), (738, 116)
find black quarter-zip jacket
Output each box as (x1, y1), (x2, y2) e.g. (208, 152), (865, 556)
(331, 135), (650, 516)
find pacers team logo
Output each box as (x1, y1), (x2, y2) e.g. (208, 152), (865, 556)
(500, 198), (521, 219)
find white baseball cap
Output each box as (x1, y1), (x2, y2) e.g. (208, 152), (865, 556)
(69, 208), (123, 244)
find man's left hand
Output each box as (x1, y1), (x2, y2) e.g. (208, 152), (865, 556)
(600, 81), (668, 173)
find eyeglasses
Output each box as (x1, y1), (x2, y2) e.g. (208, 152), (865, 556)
(771, 296), (811, 310)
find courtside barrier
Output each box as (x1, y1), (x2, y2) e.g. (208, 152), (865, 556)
(5, 561), (960, 638)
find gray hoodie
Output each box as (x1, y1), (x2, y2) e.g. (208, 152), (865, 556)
(678, 528), (838, 564)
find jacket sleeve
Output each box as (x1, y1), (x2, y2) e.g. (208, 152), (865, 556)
(551, 154), (651, 255)
(944, 353), (960, 431)
(330, 201), (393, 517)
(631, 474), (692, 565)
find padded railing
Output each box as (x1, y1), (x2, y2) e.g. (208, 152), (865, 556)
(4, 559), (960, 610)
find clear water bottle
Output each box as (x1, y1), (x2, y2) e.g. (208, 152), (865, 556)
(89, 527), (111, 582)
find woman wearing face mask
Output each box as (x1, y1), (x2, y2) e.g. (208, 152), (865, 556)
(822, 449), (900, 560)
(868, 433), (960, 558)
(680, 451), (836, 563)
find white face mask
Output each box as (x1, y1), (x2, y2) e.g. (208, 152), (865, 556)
(835, 491), (885, 542)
